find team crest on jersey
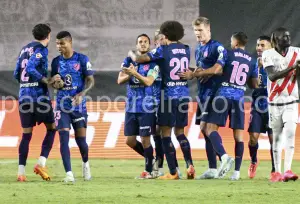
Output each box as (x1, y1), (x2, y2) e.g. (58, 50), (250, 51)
(143, 64), (150, 71)
(73, 63), (80, 71)
(203, 49), (208, 57)
(36, 53), (42, 58)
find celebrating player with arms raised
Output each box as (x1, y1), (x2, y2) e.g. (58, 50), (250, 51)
(51, 31), (94, 183)
(262, 28), (299, 182)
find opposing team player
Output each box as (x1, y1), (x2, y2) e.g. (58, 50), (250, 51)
(13, 23), (56, 182)
(182, 16), (227, 179)
(189, 32), (258, 180)
(118, 34), (159, 179)
(248, 36), (275, 179)
(262, 27), (299, 182)
(128, 21), (195, 180)
(51, 31), (94, 182)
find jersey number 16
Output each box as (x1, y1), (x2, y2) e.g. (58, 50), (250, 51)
(230, 61), (249, 86)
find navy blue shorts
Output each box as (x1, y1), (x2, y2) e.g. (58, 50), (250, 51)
(124, 112), (155, 136)
(203, 97), (244, 130)
(248, 108), (273, 135)
(19, 101), (55, 128)
(157, 99), (189, 128)
(55, 110), (88, 130)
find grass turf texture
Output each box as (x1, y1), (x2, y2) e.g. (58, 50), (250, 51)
(0, 159), (299, 204)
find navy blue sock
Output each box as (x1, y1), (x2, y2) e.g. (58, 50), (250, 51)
(208, 131), (226, 157)
(19, 133), (32, 165)
(174, 150), (179, 168)
(40, 130), (56, 158)
(235, 142), (244, 171)
(153, 135), (164, 168)
(144, 145), (154, 172)
(248, 143), (258, 164)
(162, 137), (177, 175)
(59, 131), (71, 172)
(177, 134), (193, 168)
(75, 137), (89, 163)
(204, 135), (217, 169)
(132, 141), (144, 157)
(270, 146), (275, 173)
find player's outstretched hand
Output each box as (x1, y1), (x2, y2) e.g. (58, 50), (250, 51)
(178, 69), (194, 80)
(72, 92), (84, 106)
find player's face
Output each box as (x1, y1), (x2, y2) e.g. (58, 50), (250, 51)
(56, 38), (72, 54)
(275, 31), (291, 48)
(231, 36), (238, 49)
(154, 34), (166, 48)
(256, 40), (272, 57)
(136, 36), (150, 54)
(193, 24), (210, 43)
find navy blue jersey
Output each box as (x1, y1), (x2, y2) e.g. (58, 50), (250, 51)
(51, 52), (94, 112)
(13, 41), (50, 103)
(195, 40), (226, 101)
(122, 57), (160, 113)
(216, 48), (258, 101)
(147, 43), (190, 99)
(252, 64), (268, 111)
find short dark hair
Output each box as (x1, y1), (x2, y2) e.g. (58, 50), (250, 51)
(159, 21), (184, 41)
(257, 35), (271, 42)
(232, 32), (248, 46)
(32, 23), (51, 40)
(136, 34), (150, 44)
(56, 31), (72, 40)
(271, 27), (289, 47)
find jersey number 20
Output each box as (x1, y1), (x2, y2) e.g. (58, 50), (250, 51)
(230, 61), (249, 85)
(170, 57), (189, 80)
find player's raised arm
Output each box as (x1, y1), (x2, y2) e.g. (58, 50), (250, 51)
(117, 58), (132, 85)
(26, 47), (49, 84)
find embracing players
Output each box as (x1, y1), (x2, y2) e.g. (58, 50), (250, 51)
(186, 32), (258, 180)
(51, 31), (94, 182)
(128, 21), (195, 180)
(14, 23), (56, 182)
(262, 27), (299, 182)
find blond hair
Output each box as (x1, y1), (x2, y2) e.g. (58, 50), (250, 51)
(192, 17), (210, 26)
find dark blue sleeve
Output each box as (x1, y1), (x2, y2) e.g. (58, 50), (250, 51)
(13, 56), (21, 82)
(51, 58), (59, 77)
(81, 55), (94, 77)
(121, 57), (132, 68)
(214, 44), (227, 67)
(147, 46), (164, 61)
(26, 47), (45, 81)
(186, 45), (191, 62)
(250, 60), (259, 78)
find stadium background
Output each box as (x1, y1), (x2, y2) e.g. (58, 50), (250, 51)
(1, 0), (300, 160)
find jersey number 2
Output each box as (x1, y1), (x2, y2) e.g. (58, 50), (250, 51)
(230, 61), (249, 85)
(170, 57), (189, 80)
(21, 59), (29, 82)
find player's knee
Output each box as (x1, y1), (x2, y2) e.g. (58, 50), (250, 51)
(126, 136), (137, 148)
(23, 127), (33, 134)
(249, 133), (259, 146)
(45, 123), (56, 131)
(141, 137), (151, 148)
(160, 126), (171, 137)
(174, 127), (184, 136)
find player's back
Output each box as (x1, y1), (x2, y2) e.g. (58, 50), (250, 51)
(14, 41), (49, 103)
(217, 48), (257, 100)
(155, 43), (190, 99)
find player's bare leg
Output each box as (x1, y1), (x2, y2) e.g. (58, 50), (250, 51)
(136, 136), (154, 179)
(248, 132), (259, 179)
(34, 122), (56, 181)
(198, 121), (218, 179)
(282, 122), (298, 182)
(231, 129), (244, 181)
(158, 126), (179, 180)
(75, 127), (91, 181)
(18, 127), (33, 182)
(58, 128), (74, 183)
(175, 127), (195, 179)
(126, 136), (144, 157)
(206, 123), (234, 178)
